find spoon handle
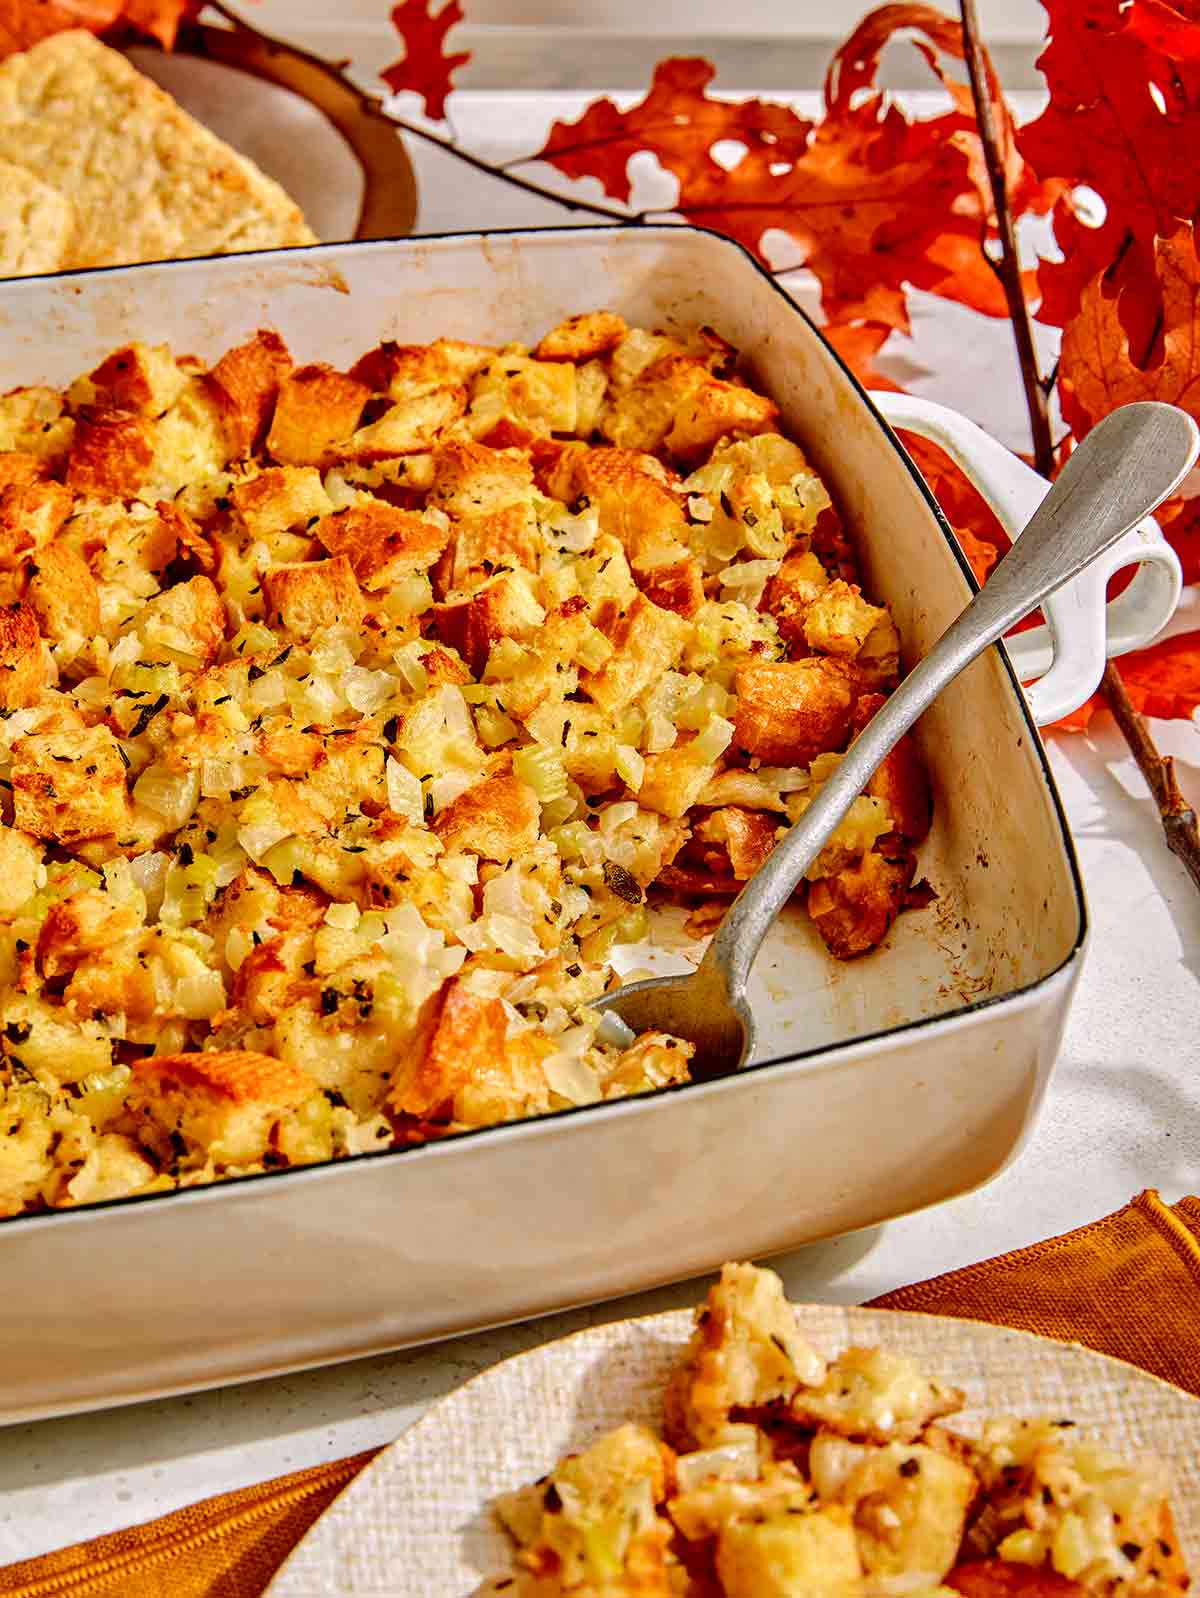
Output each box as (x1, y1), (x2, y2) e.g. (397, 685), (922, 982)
(701, 400), (1199, 1006)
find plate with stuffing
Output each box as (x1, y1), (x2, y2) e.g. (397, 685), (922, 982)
(267, 1261), (1200, 1597)
(0, 227), (1181, 1420)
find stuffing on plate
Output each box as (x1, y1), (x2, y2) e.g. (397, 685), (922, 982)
(491, 1263), (1191, 1598)
(0, 313), (931, 1216)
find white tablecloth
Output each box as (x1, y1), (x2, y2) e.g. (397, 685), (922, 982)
(2, 88), (1198, 1568)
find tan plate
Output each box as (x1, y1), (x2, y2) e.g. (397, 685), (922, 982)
(128, 14), (417, 245)
(267, 1304), (1200, 1597)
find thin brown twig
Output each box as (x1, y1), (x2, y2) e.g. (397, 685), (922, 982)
(958, 0), (1200, 892)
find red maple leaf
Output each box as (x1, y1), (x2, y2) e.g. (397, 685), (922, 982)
(536, 58), (811, 207)
(381, 0), (471, 123)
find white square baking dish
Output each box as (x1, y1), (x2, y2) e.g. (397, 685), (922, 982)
(0, 226), (1169, 1421)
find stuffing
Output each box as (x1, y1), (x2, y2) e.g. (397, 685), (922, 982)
(733, 659), (857, 766)
(0, 598), (47, 707)
(207, 329), (294, 457)
(716, 1506), (864, 1598)
(317, 501), (450, 591)
(266, 364), (370, 466)
(11, 721), (131, 843)
(263, 553), (365, 638)
(0, 318), (934, 1216)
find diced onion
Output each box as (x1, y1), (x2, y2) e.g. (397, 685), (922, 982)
(133, 765), (199, 830)
(693, 714), (735, 764)
(385, 756), (424, 824)
(615, 745), (645, 792)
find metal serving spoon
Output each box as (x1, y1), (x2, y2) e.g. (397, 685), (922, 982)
(597, 400), (1199, 1077)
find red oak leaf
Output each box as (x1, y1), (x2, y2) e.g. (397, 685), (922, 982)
(381, 0), (471, 122)
(1053, 629), (1200, 728)
(1155, 494), (1200, 584)
(1020, 0), (1200, 355)
(1057, 226), (1200, 440)
(896, 430), (1009, 584)
(0, 0), (201, 56)
(535, 58), (811, 206)
(1128, 0), (1200, 61)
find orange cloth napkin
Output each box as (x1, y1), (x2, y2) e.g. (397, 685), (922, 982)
(3, 1188), (1198, 1598)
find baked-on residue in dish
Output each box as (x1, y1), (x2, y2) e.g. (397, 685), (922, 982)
(0, 312), (931, 1214)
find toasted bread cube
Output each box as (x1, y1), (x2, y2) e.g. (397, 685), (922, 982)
(694, 806), (779, 880)
(12, 721), (130, 842)
(65, 408), (154, 499)
(432, 571), (544, 676)
(143, 379), (231, 500)
(36, 889), (141, 980)
(945, 1560), (1104, 1596)
(348, 337), (494, 400)
(433, 764), (539, 862)
(266, 364), (370, 466)
(547, 446), (686, 565)
(762, 550), (830, 649)
(583, 594), (688, 713)
(803, 579), (887, 659)
(317, 501), (450, 590)
(339, 386), (467, 461)
(262, 554), (365, 638)
(0, 386), (74, 463)
(812, 1438), (977, 1586)
(665, 1262), (825, 1450)
(0, 599), (46, 708)
(154, 498), (216, 574)
(129, 1049), (320, 1168)
(641, 556), (704, 617)
(436, 502), (543, 593)
(637, 742), (720, 820)
(602, 354), (710, 453)
(733, 659), (856, 766)
(716, 1507), (864, 1598)
(807, 844), (918, 960)
(133, 574), (225, 667)
(27, 542), (101, 641)
(0, 452), (48, 491)
(0, 826), (42, 914)
(79, 343), (188, 417)
(856, 713), (931, 842)
(429, 439), (534, 517)
(390, 978), (509, 1119)
(0, 480), (72, 567)
(791, 1344), (963, 1441)
(667, 374), (779, 461)
(469, 355), (577, 436)
(208, 329), (293, 457)
(535, 310), (628, 362)
(231, 465), (332, 544)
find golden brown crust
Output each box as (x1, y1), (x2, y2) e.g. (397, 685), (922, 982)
(0, 598), (46, 708)
(535, 310), (628, 362)
(431, 571), (544, 675)
(65, 408), (153, 499)
(433, 763), (539, 862)
(133, 1048), (318, 1108)
(262, 554), (365, 638)
(85, 343), (184, 417)
(0, 451), (48, 491)
(11, 721), (130, 842)
(318, 502), (451, 591)
(807, 843), (917, 960)
(265, 364), (370, 466)
(391, 978), (510, 1121)
(733, 659), (857, 767)
(208, 329), (293, 457)
(27, 541), (100, 641)
(0, 480), (72, 567)
(946, 1563), (1087, 1598)
(340, 386), (467, 461)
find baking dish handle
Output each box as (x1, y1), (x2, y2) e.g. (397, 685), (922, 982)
(873, 392), (1183, 725)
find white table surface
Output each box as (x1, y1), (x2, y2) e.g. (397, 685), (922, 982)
(3, 88), (1199, 1569)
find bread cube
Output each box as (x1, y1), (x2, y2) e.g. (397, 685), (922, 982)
(431, 571), (544, 675)
(390, 978), (509, 1119)
(436, 502), (543, 592)
(667, 374), (779, 461)
(266, 364), (370, 466)
(133, 574), (225, 667)
(81, 343), (188, 417)
(469, 355), (577, 435)
(263, 554), (365, 638)
(0, 452), (48, 492)
(0, 480), (72, 567)
(637, 742), (720, 820)
(12, 721), (131, 843)
(0, 386), (74, 463)
(128, 1049), (321, 1169)
(231, 465), (332, 544)
(602, 353), (710, 452)
(535, 310), (627, 362)
(208, 329), (293, 457)
(716, 1507), (864, 1598)
(733, 659), (856, 766)
(36, 889), (141, 980)
(547, 446), (686, 565)
(0, 599), (46, 709)
(433, 763), (539, 862)
(807, 845), (918, 960)
(803, 579), (887, 659)
(694, 806), (779, 880)
(317, 501), (449, 591)
(27, 542), (101, 641)
(339, 386), (467, 461)
(641, 556), (704, 618)
(790, 1345), (963, 1442)
(348, 337), (494, 400)
(583, 594), (689, 713)
(429, 439), (534, 518)
(0, 826), (42, 914)
(65, 408), (154, 499)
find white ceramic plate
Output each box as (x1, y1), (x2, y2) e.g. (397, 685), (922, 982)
(267, 1304), (1200, 1597)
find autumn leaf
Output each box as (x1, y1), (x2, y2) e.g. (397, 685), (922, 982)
(1054, 629), (1200, 728)
(1057, 225), (1200, 440)
(0, 0), (121, 55)
(1020, 0), (1200, 355)
(381, 0), (470, 122)
(1155, 494), (1200, 584)
(896, 430), (1009, 584)
(1128, 0), (1200, 63)
(535, 58), (811, 207)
